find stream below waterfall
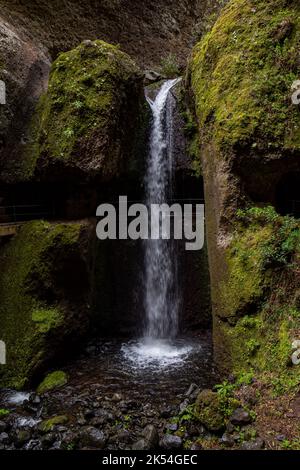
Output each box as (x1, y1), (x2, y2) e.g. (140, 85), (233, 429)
(0, 333), (217, 450)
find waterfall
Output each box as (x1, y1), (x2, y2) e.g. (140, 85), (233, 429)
(122, 78), (198, 367)
(144, 78), (181, 339)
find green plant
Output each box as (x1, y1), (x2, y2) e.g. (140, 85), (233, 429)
(73, 100), (84, 110)
(65, 443), (75, 450)
(236, 207), (300, 269)
(246, 339), (260, 356)
(271, 375), (300, 396)
(236, 371), (255, 386)
(281, 439), (300, 450)
(114, 414), (132, 430)
(0, 408), (10, 416)
(214, 381), (239, 417)
(123, 414), (132, 428)
(63, 127), (74, 138)
(180, 404), (197, 422)
(183, 439), (193, 449)
(214, 381), (236, 399)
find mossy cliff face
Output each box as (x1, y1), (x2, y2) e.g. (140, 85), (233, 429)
(191, 0), (300, 152)
(218, 207), (300, 391)
(189, 0), (300, 208)
(0, 220), (94, 388)
(189, 0), (300, 382)
(1, 40), (144, 183)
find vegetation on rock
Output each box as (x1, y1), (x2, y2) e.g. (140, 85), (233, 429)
(190, 0), (300, 152)
(195, 386), (240, 431)
(188, 3), (300, 429)
(195, 389), (225, 431)
(37, 371), (68, 394)
(20, 40), (143, 182)
(0, 220), (92, 389)
(38, 415), (68, 433)
(219, 207), (300, 391)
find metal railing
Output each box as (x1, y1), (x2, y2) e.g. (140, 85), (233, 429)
(0, 204), (55, 224)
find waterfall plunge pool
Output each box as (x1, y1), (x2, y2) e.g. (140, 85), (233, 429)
(121, 338), (200, 369)
(0, 335), (217, 450)
(1, 333), (216, 414)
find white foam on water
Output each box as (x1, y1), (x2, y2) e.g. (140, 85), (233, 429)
(5, 391), (30, 405)
(15, 416), (40, 428)
(121, 339), (199, 370)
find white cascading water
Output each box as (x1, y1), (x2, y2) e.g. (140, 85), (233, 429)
(122, 79), (198, 368)
(144, 78), (180, 339)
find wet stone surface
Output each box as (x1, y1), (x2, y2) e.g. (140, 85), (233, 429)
(0, 333), (217, 450)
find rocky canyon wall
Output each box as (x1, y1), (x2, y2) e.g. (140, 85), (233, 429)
(189, 0), (300, 387)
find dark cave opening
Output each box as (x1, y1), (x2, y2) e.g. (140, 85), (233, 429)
(0, 179), (143, 223)
(174, 170), (205, 203)
(275, 171), (300, 218)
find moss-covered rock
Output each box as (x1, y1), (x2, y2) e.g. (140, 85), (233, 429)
(191, 0), (300, 152)
(189, 0), (300, 386)
(0, 220), (94, 389)
(195, 389), (225, 431)
(195, 384), (241, 432)
(38, 415), (68, 433)
(217, 207), (300, 390)
(37, 370), (68, 394)
(3, 40), (144, 183)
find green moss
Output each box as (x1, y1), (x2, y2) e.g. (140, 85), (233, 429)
(0, 220), (83, 389)
(19, 40), (141, 179)
(37, 370), (68, 394)
(221, 311), (300, 394)
(218, 206), (300, 391)
(220, 224), (272, 319)
(38, 415), (68, 432)
(32, 308), (63, 333)
(195, 389), (226, 431)
(220, 207), (300, 319)
(191, 0), (300, 152)
(189, 0), (300, 394)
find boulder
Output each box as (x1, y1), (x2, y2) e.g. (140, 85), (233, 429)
(240, 438), (265, 450)
(159, 434), (182, 449)
(0, 20), (50, 183)
(0, 220), (94, 388)
(16, 40), (144, 185)
(132, 439), (149, 451)
(220, 432), (234, 448)
(195, 389), (224, 432)
(37, 371), (68, 394)
(38, 415), (69, 433)
(79, 426), (106, 449)
(143, 424), (159, 448)
(229, 408), (252, 426)
(144, 70), (164, 84)
(14, 429), (31, 448)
